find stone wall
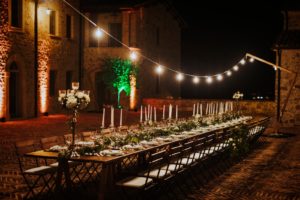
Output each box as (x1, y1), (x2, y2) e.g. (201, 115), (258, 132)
(279, 50), (300, 126)
(142, 98), (276, 117)
(0, 0), (80, 120)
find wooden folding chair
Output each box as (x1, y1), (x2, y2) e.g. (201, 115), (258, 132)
(15, 139), (57, 199)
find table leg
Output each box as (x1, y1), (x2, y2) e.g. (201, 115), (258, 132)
(98, 163), (114, 200)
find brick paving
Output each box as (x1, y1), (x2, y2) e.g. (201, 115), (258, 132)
(0, 114), (299, 199)
(188, 128), (300, 200)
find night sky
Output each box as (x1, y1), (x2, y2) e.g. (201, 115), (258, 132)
(171, 1), (293, 100)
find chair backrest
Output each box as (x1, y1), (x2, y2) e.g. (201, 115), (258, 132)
(81, 131), (94, 141)
(14, 139), (38, 172)
(63, 133), (80, 144)
(165, 143), (183, 172)
(144, 148), (168, 180)
(40, 136), (62, 150)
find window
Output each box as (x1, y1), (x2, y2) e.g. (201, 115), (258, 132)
(50, 70), (57, 97)
(49, 10), (56, 35)
(108, 23), (122, 47)
(66, 71), (73, 89)
(66, 15), (72, 38)
(11, 0), (22, 28)
(89, 14), (98, 47)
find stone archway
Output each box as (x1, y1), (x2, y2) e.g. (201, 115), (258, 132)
(8, 61), (22, 118)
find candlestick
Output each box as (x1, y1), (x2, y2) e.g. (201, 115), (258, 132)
(120, 109), (123, 127)
(140, 106), (143, 123)
(148, 105), (150, 121)
(206, 103), (208, 115)
(154, 107), (157, 122)
(102, 108), (105, 128)
(162, 105), (165, 120)
(196, 103), (199, 115)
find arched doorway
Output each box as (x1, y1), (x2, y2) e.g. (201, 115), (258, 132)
(9, 62), (22, 118)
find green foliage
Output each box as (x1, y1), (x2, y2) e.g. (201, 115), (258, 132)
(102, 58), (139, 107)
(228, 125), (250, 158)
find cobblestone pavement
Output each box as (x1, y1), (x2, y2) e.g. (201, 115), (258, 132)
(188, 128), (300, 200)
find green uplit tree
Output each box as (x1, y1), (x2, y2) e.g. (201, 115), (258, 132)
(102, 58), (138, 108)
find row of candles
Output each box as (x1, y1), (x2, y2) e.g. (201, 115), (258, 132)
(101, 101), (234, 128)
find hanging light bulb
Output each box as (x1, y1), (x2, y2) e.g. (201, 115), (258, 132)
(240, 59), (246, 65)
(273, 65), (277, 71)
(155, 65), (163, 74)
(176, 73), (184, 81)
(193, 76), (200, 84)
(206, 76), (213, 84)
(249, 57), (255, 63)
(217, 74), (223, 81)
(94, 28), (103, 38)
(130, 51), (138, 61)
(233, 65), (239, 71)
(46, 8), (51, 15)
(226, 70), (232, 76)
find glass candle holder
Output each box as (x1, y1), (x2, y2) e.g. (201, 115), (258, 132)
(72, 82), (79, 90)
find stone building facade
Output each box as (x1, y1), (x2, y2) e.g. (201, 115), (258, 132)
(0, 0), (80, 121)
(81, 0), (183, 111)
(0, 0), (182, 121)
(274, 11), (300, 126)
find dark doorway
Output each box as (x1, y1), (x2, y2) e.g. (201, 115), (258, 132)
(9, 62), (21, 118)
(95, 71), (111, 109)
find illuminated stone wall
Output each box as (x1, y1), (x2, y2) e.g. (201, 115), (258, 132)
(0, 0), (11, 119)
(82, 2), (182, 110)
(0, 0), (80, 120)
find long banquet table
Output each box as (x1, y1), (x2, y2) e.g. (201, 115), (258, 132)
(25, 116), (270, 200)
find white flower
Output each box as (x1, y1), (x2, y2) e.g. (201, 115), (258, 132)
(83, 94), (90, 103)
(66, 96), (77, 109)
(76, 91), (84, 98)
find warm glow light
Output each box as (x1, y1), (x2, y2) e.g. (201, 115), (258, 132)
(226, 70), (232, 76)
(176, 73), (184, 81)
(155, 65), (163, 75)
(233, 65), (239, 71)
(0, 73), (5, 119)
(249, 57), (255, 63)
(206, 76), (213, 84)
(240, 59), (246, 65)
(130, 51), (137, 61)
(273, 65), (277, 71)
(94, 28), (103, 38)
(46, 8), (51, 15)
(38, 41), (49, 114)
(217, 74), (223, 81)
(193, 76), (199, 84)
(130, 76), (137, 110)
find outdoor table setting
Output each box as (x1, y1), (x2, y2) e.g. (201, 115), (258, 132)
(23, 109), (268, 200)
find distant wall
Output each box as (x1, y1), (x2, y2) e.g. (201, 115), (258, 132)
(142, 98), (276, 117)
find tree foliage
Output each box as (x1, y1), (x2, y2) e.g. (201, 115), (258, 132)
(102, 58), (138, 106)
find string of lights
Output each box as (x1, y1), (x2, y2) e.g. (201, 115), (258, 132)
(62, 0), (258, 84)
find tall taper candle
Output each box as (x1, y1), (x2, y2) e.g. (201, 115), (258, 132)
(169, 104), (172, 120)
(162, 105), (165, 120)
(110, 106), (114, 127)
(175, 105), (178, 120)
(145, 107), (148, 122)
(154, 107), (157, 122)
(196, 103), (199, 115)
(102, 108), (105, 128)
(193, 104), (195, 116)
(200, 104), (202, 117)
(140, 106), (143, 123)
(120, 109), (123, 127)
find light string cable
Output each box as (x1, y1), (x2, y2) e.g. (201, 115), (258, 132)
(62, 0), (249, 79)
